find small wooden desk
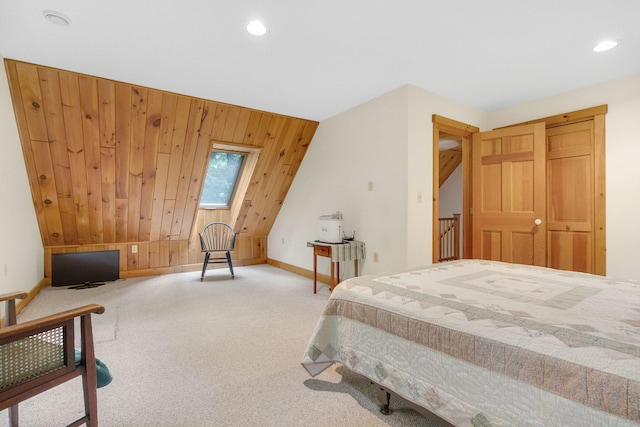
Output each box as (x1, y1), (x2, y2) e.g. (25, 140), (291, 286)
(308, 241), (366, 293)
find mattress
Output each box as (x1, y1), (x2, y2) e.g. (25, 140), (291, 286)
(301, 260), (640, 426)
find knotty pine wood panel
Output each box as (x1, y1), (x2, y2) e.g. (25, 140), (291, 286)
(80, 76), (105, 244)
(180, 101), (217, 241)
(272, 120), (315, 202)
(40, 68), (77, 244)
(250, 113), (275, 147)
(62, 73), (92, 245)
(242, 118), (315, 235)
(221, 105), (242, 142)
(241, 111), (263, 145)
(98, 79), (117, 244)
(138, 89), (164, 242)
(6, 59), (317, 277)
(127, 86), (146, 242)
(439, 149), (462, 186)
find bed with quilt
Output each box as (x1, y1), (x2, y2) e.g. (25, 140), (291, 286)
(301, 260), (640, 426)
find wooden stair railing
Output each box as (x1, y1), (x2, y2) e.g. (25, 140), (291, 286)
(438, 214), (460, 262)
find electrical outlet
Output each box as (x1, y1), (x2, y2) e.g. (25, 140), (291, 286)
(417, 191), (422, 203)
(131, 244), (138, 253)
(281, 237), (285, 244)
(373, 252), (379, 262)
(368, 181), (373, 191)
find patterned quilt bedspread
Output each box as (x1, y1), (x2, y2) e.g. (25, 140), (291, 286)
(301, 260), (640, 426)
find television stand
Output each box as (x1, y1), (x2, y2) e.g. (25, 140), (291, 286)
(68, 282), (106, 290)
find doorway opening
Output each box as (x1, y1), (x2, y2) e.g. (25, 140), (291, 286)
(431, 115), (478, 263)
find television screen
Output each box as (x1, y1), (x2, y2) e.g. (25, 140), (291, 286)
(51, 250), (120, 287)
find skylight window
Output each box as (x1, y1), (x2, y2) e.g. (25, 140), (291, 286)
(200, 151), (245, 209)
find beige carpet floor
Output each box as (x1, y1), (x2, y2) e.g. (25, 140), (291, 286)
(2, 264), (438, 427)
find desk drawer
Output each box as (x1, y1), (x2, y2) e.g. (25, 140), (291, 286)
(314, 245), (331, 257)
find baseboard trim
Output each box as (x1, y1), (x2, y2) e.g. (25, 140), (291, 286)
(266, 258), (332, 285)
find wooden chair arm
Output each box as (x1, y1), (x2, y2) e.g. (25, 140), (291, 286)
(0, 302), (107, 424)
(1, 291), (29, 327)
(0, 304), (105, 340)
(0, 291), (28, 303)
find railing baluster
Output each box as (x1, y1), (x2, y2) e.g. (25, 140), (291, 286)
(438, 214), (460, 262)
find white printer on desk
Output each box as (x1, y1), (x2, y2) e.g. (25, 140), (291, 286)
(318, 211), (343, 243)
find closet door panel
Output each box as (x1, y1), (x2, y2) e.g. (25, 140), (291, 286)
(546, 121), (594, 273)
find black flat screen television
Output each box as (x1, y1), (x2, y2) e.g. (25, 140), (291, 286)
(52, 250), (120, 287)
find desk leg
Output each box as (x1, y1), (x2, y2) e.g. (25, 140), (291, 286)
(330, 262), (335, 291)
(354, 259), (359, 277)
(313, 253), (318, 294)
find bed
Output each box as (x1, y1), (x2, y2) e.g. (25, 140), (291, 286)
(301, 260), (640, 426)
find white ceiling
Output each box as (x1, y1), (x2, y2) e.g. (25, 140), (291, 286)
(1, 1), (639, 122)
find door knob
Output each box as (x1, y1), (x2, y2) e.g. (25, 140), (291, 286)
(534, 219), (542, 225)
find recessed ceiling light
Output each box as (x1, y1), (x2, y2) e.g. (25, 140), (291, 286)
(246, 20), (269, 36)
(43, 10), (71, 26)
(593, 40), (619, 52)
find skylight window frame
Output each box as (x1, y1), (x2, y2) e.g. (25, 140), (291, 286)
(199, 142), (261, 213)
(199, 149), (247, 210)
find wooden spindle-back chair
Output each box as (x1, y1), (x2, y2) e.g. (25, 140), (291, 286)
(199, 222), (237, 280)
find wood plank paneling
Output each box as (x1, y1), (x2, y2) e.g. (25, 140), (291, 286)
(98, 79), (117, 244)
(5, 59), (318, 279)
(138, 89), (163, 242)
(127, 86), (147, 242)
(114, 83), (131, 199)
(241, 110), (261, 145)
(40, 68), (76, 245)
(79, 75), (103, 244)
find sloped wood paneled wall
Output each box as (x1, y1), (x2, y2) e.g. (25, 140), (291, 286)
(5, 59), (318, 278)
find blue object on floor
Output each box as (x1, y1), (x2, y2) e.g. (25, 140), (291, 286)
(75, 350), (113, 388)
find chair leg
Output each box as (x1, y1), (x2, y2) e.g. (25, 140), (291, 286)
(81, 316), (99, 427)
(201, 253), (210, 281)
(9, 404), (18, 427)
(226, 252), (234, 279)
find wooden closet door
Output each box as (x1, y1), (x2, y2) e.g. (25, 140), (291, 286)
(468, 106), (606, 274)
(472, 123), (546, 265)
(546, 121), (595, 273)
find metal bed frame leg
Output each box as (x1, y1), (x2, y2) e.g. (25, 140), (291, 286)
(375, 384), (391, 415)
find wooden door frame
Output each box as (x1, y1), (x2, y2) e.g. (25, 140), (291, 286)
(432, 115), (479, 263)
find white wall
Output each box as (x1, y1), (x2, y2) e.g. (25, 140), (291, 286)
(269, 85), (485, 278)
(406, 86), (485, 267)
(0, 54), (44, 299)
(269, 86), (409, 278)
(487, 73), (640, 280)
